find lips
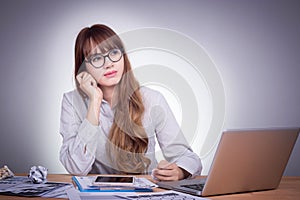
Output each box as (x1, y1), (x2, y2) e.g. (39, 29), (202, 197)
(104, 70), (117, 77)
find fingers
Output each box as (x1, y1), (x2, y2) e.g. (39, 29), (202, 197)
(76, 72), (102, 100)
(76, 72), (96, 87)
(157, 167), (176, 176)
(76, 72), (97, 90)
(157, 160), (172, 169)
(153, 168), (177, 181)
(153, 160), (183, 181)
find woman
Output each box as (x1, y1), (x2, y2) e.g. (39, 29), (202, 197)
(59, 24), (202, 181)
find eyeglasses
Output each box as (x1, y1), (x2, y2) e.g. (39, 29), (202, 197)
(85, 48), (123, 68)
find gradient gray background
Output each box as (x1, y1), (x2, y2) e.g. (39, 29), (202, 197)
(0, 0), (299, 175)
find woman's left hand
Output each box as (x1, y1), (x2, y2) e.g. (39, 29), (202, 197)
(152, 160), (188, 181)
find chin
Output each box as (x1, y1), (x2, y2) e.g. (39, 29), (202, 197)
(100, 78), (121, 87)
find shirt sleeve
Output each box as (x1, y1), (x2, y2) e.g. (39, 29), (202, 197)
(59, 92), (100, 175)
(152, 92), (202, 176)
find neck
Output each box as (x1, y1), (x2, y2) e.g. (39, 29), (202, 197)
(101, 86), (116, 107)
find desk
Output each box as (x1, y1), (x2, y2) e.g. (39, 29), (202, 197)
(0, 175), (299, 200)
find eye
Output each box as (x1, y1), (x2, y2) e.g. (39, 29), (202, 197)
(91, 54), (103, 63)
(110, 49), (120, 56)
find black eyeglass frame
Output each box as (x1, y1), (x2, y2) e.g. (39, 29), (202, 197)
(85, 48), (123, 68)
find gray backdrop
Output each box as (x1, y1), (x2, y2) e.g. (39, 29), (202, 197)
(0, 0), (299, 175)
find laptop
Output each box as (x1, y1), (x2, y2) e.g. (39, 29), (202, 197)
(157, 128), (299, 196)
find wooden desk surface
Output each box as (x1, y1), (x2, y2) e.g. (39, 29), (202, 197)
(0, 175), (299, 200)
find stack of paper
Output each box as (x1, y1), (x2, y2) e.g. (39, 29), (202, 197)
(72, 176), (156, 192)
(0, 176), (73, 198)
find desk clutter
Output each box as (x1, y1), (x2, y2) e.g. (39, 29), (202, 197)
(0, 165), (48, 183)
(0, 165), (73, 198)
(69, 176), (207, 200)
(0, 166), (207, 199)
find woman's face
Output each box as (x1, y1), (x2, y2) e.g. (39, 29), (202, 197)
(85, 46), (124, 88)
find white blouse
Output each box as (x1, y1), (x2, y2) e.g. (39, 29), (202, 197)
(59, 86), (202, 176)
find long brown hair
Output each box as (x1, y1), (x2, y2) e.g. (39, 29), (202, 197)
(74, 24), (150, 174)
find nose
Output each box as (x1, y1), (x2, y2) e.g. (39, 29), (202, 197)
(103, 57), (113, 69)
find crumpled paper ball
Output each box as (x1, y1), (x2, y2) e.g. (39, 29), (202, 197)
(28, 166), (48, 183)
(0, 165), (14, 180)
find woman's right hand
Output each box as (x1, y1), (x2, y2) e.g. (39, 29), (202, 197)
(76, 72), (103, 102)
(76, 72), (103, 125)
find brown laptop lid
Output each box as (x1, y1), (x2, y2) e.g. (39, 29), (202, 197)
(202, 128), (299, 196)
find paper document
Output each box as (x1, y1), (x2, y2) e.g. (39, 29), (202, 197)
(0, 176), (73, 198)
(72, 176), (156, 192)
(67, 187), (209, 200)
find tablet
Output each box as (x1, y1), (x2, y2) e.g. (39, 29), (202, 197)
(92, 175), (135, 186)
